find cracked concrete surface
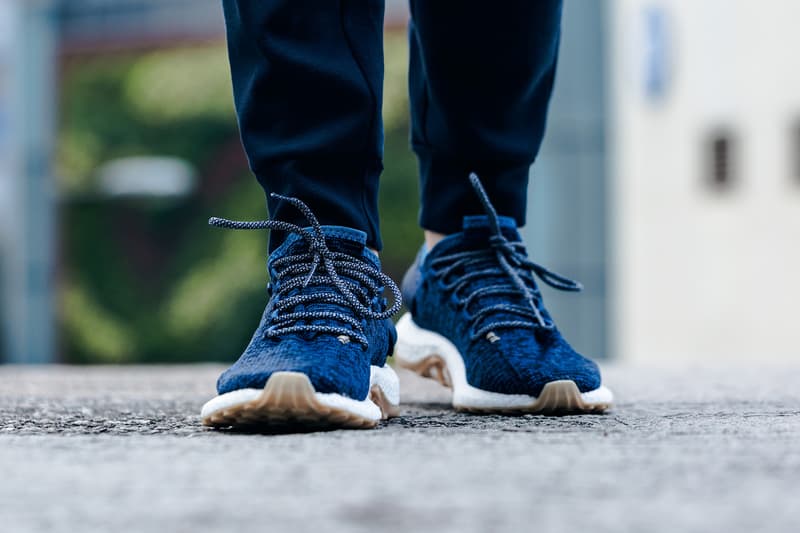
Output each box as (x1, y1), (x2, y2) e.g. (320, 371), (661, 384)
(1, 364), (799, 533)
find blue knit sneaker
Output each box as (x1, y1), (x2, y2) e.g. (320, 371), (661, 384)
(201, 194), (401, 430)
(396, 174), (613, 414)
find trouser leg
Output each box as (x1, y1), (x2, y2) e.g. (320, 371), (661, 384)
(222, 0), (386, 250)
(408, 0), (563, 233)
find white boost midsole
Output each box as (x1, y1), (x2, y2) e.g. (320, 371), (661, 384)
(200, 364), (400, 421)
(394, 313), (613, 409)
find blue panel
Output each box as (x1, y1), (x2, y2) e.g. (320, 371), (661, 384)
(522, 1), (609, 359)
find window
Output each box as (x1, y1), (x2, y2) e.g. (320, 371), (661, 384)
(793, 121), (800, 184)
(708, 131), (735, 189)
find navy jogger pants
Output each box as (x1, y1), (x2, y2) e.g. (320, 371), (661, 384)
(222, 0), (563, 251)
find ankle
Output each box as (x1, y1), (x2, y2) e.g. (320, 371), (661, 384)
(423, 230), (447, 251)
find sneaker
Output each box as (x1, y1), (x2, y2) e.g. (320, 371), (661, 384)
(396, 173), (613, 414)
(201, 194), (401, 430)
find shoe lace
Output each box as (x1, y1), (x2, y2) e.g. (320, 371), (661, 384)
(209, 193), (401, 348)
(430, 173), (582, 342)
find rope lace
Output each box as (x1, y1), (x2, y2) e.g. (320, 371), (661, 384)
(430, 173), (582, 342)
(209, 193), (401, 347)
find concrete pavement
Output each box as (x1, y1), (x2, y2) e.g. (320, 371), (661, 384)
(1, 363), (799, 533)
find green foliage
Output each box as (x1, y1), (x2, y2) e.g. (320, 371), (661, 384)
(58, 35), (419, 364)
(57, 48), (238, 195)
(379, 32), (422, 281)
(125, 47), (235, 124)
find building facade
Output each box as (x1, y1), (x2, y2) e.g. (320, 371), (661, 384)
(610, 0), (800, 362)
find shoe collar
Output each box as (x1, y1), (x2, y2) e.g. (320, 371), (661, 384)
(270, 225), (380, 270)
(425, 215), (522, 264)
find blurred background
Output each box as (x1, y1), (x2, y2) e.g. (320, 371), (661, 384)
(0, 0), (798, 365)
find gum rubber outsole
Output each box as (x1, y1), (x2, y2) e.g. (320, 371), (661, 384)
(202, 372), (399, 430)
(397, 353), (611, 415)
(455, 379), (611, 414)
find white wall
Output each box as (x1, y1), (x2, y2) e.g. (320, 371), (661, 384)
(610, 0), (800, 362)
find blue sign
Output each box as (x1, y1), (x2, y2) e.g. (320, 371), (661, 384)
(643, 5), (671, 101)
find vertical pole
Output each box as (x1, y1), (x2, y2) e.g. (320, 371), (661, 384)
(0, 0), (57, 363)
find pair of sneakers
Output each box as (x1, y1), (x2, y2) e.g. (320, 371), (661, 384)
(200, 174), (613, 430)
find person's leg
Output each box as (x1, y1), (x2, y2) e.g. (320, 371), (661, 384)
(398, 1), (613, 413)
(223, 0), (385, 251)
(203, 1), (402, 431)
(408, 0), (562, 247)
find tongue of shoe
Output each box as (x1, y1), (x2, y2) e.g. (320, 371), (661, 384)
(457, 215), (550, 338)
(274, 225), (371, 260)
(460, 215), (522, 247)
(269, 225), (381, 339)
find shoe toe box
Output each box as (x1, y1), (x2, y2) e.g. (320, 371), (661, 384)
(216, 336), (371, 400)
(466, 329), (602, 397)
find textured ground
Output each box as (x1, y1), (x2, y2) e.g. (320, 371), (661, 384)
(1, 363), (799, 533)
